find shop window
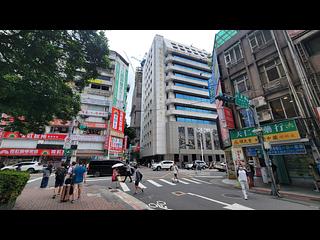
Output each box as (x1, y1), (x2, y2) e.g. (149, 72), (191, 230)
(269, 95), (298, 120)
(205, 132), (212, 150)
(304, 33), (320, 56)
(178, 127), (186, 149)
(187, 128), (195, 149)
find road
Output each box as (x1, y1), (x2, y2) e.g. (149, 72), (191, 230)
(26, 168), (320, 210)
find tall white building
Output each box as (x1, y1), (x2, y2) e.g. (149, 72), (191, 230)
(140, 35), (225, 166)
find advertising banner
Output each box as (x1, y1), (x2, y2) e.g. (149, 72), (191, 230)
(110, 107), (125, 133)
(2, 132), (67, 141)
(231, 147), (245, 161)
(124, 136), (128, 151)
(107, 136), (123, 152)
(0, 148), (64, 156)
(84, 122), (107, 129)
(224, 107), (235, 129)
(79, 110), (108, 117)
(70, 134), (105, 142)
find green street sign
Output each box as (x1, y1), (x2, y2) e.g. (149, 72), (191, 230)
(63, 149), (71, 156)
(235, 92), (249, 108)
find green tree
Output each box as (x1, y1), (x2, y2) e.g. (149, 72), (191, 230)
(124, 123), (136, 148)
(0, 30), (110, 134)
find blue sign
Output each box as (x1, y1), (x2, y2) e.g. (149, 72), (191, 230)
(246, 144), (306, 156)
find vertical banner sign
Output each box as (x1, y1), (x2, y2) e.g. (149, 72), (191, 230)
(123, 69), (129, 111)
(231, 147), (245, 161)
(110, 107), (120, 131)
(224, 107), (235, 129)
(208, 47), (220, 104)
(113, 62), (120, 108)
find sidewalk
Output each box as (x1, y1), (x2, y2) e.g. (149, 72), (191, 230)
(13, 184), (151, 210)
(221, 178), (320, 203)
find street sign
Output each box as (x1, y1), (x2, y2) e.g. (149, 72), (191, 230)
(63, 148), (71, 157)
(235, 92), (249, 108)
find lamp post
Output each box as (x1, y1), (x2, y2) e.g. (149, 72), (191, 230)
(196, 128), (211, 163)
(250, 105), (280, 197)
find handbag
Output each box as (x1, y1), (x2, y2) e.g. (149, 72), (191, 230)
(117, 176), (124, 182)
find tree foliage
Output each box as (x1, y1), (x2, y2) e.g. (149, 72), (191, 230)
(0, 30), (109, 134)
(124, 122), (136, 148)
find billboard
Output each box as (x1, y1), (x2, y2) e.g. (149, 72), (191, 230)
(113, 59), (129, 111)
(2, 132), (67, 141)
(110, 107), (125, 133)
(223, 107), (235, 129)
(0, 148), (64, 156)
(107, 136), (123, 152)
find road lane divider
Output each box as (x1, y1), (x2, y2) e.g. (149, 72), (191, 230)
(147, 180), (162, 187)
(159, 179), (176, 186)
(181, 178), (201, 184)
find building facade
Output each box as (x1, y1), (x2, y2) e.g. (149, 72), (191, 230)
(215, 30), (320, 186)
(140, 35), (224, 166)
(0, 50), (129, 164)
(130, 67), (143, 145)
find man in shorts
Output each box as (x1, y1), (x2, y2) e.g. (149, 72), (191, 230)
(52, 163), (67, 199)
(72, 161), (87, 201)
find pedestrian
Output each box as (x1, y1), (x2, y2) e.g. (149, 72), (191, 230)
(309, 162), (320, 192)
(52, 163), (67, 199)
(133, 165), (144, 194)
(72, 161), (87, 201)
(237, 165), (249, 200)
(271, 162), (280, 192)
(61, 169), (75, 203)
(111, 167), (120, 189)
(172, 162), (179, 183)
(123, 163), (133, 183)
(248, 163), (255, 188)
(40, 165), (51, 188)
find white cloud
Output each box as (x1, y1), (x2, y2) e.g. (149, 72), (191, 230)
(104, 30), (219, 125)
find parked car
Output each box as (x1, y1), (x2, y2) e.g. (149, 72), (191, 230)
(1, 162), (44, 173)
(151, 160), (174, 171)
(185, 163), (194, 170)
(193, 160), (208, 170)
(87, 160), (128, 177)
(214, 162), (227, 172)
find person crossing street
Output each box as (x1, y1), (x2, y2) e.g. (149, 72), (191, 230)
(172, 162), (179, 183)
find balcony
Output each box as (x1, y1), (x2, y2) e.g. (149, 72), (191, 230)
(165, 56), (211, 72)
(262, 77), (288, 95)
(85, 88), (112, 97)
(166, 98), (216, 110)
(165, 65), (211, 79)
(80, 97), (111, 106)
(165, 85), (209, 98)
(165, 74), (208, 87)
(166, 109), (217, 120)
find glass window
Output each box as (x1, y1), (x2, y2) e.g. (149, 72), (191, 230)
(205, 132), (212, 150)
(249, 30), (273, 51)
(196, 131), (202, 149)
(282, 95), (298, 118)
(270, 99), (285, 119)
(175, 82), (208, 91)
(305, 34), (320, 56)
(172, 54), (208, 67)
(233, 75), (248, 93)
(187, 128), (195, 149)
(266, 67), (280, 81)
(173, 63), (211, 75)
(174, 72), (208, 83)
(263, 30), (272, 42)
(175, 93), (210, 103)
(176, 105), (215, 114)
(178, 127), (186, 149)
(239, 109), (255, 128)
(212, 129), (220, 150)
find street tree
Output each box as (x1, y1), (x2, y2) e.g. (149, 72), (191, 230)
(124, 123), (136, 148)
(0, 30), (110, 134)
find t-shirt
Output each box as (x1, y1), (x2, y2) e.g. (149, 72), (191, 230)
(55, 167), (67, 180)
(73, 166), (87, 184)
(238, 168), (248, 182)
(173, 165), (178, 174)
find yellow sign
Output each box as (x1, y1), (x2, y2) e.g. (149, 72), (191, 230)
(231, 136), (259, 146)
(88, 79), (105, 85)
(110, 129), (124, 138)
(263, 131), (300, 142)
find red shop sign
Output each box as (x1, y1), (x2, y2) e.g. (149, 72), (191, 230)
(223, 107), (235, 129)
(0, 149), (64, 156)
(2, 132), (67, 141)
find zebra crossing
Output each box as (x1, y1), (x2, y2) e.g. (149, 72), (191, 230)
(118, 177), (210, 192)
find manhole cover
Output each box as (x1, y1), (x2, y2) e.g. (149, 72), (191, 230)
(223, 193), (242, 198)
(172, 191), (185, 196)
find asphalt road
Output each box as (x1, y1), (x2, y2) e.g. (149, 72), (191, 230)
(25, 168), (320, 210)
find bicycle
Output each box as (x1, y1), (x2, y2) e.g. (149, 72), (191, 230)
(148, 200), (172, 210)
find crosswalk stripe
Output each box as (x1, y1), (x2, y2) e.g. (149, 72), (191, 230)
(159, 179), (176, 186)
(191, 178), (212, 184)
(119, 182), (130, 192)
(147, 180), (162, 187)
(177, 179), (190, 184)
(139, 183), (147, 189)
(182, 178), (201, 184)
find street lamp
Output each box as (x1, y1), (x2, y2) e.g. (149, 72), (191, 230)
(196, 128), (211, 163)
(250, 105), (280, 197)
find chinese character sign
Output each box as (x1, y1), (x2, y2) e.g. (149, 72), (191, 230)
(110, 107), (125, 133)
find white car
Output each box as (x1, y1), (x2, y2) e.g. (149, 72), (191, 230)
(151, 160), (174, 171)
(1, 162), (44, 173)
(214, 162), (227, 172)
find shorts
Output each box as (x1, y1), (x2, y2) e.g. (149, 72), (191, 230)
(174, 173), (177, 178)
(55, 178), (64, 188)
(74, 182), (83, 186)
(135, 180), (140, 186)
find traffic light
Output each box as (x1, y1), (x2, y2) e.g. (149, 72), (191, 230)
(215, 93), (235, 103)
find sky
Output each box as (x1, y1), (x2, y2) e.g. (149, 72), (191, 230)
(104, 30), (219, 125)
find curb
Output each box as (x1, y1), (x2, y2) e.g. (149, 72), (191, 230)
(104, 189), (152, 210)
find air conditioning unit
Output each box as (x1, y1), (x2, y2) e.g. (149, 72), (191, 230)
(251, 96), (267, 108)
(258, 109), (272, 122)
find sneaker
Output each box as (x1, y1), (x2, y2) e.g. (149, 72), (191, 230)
(71, 200), (75, 204)
(245, 197), (248, 200)
(52, 195), (56, 199)
(142, 188), (144, 192)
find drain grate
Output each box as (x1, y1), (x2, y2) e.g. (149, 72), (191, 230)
(223, 193), (242, 198)
(172, 191), (186, 196)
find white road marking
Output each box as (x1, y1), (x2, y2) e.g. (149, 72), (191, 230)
(177, 179), (190, 184)
(147, 180), (162, 187)
(159, 179), (176, 186)
(27, 177), (43, 183)
(119, 182), (130, 192)
(191, 178), (212, 184)
(187, 193), (254, 210)
(86, 177), (111, 182)
(191, 175), (224, 178)
(181, 178), (201, 184)
(138, 183), (147, 189)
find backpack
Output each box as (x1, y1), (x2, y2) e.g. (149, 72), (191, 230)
(137, 171), (143, 181)
(56, 167), (66, 179)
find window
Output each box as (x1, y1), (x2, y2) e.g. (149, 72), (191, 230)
(269, 95), (297, 120)
(233, 75), (249, 93)
(175, 93), (210, 103)
(172, 54), (208, 67)
(176, 117), (214, 125)
(97, 75), (111, 81)
(176, 105), (215, 114)
(205, 132), (212, 150)
(248, 30), (273, 51)
(187, 128), (195, 149)
(175, 82), (208, 91)
(239, 109), (255, 128)
(174, 63), (211, 75)
(305, 34), (320, 56)
(212, 129), (220, 150)
(224, 43), (243, 66)
(174, 73), (208, 83)
(196, 131), (202, 149)
(259, 58), (285, 83)
(178, 127), (186, 149)
(91, 84), (109, 91)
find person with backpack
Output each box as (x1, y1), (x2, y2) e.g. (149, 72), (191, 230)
(237, 164), (249, 200)
(52, 163), (67, 199)
(133, 165), (143, 194)
(40, 165), (52, 188)
(73, 161), (87, 200)
(61, 162), (76, 203)
(123, 164), (133, 183)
